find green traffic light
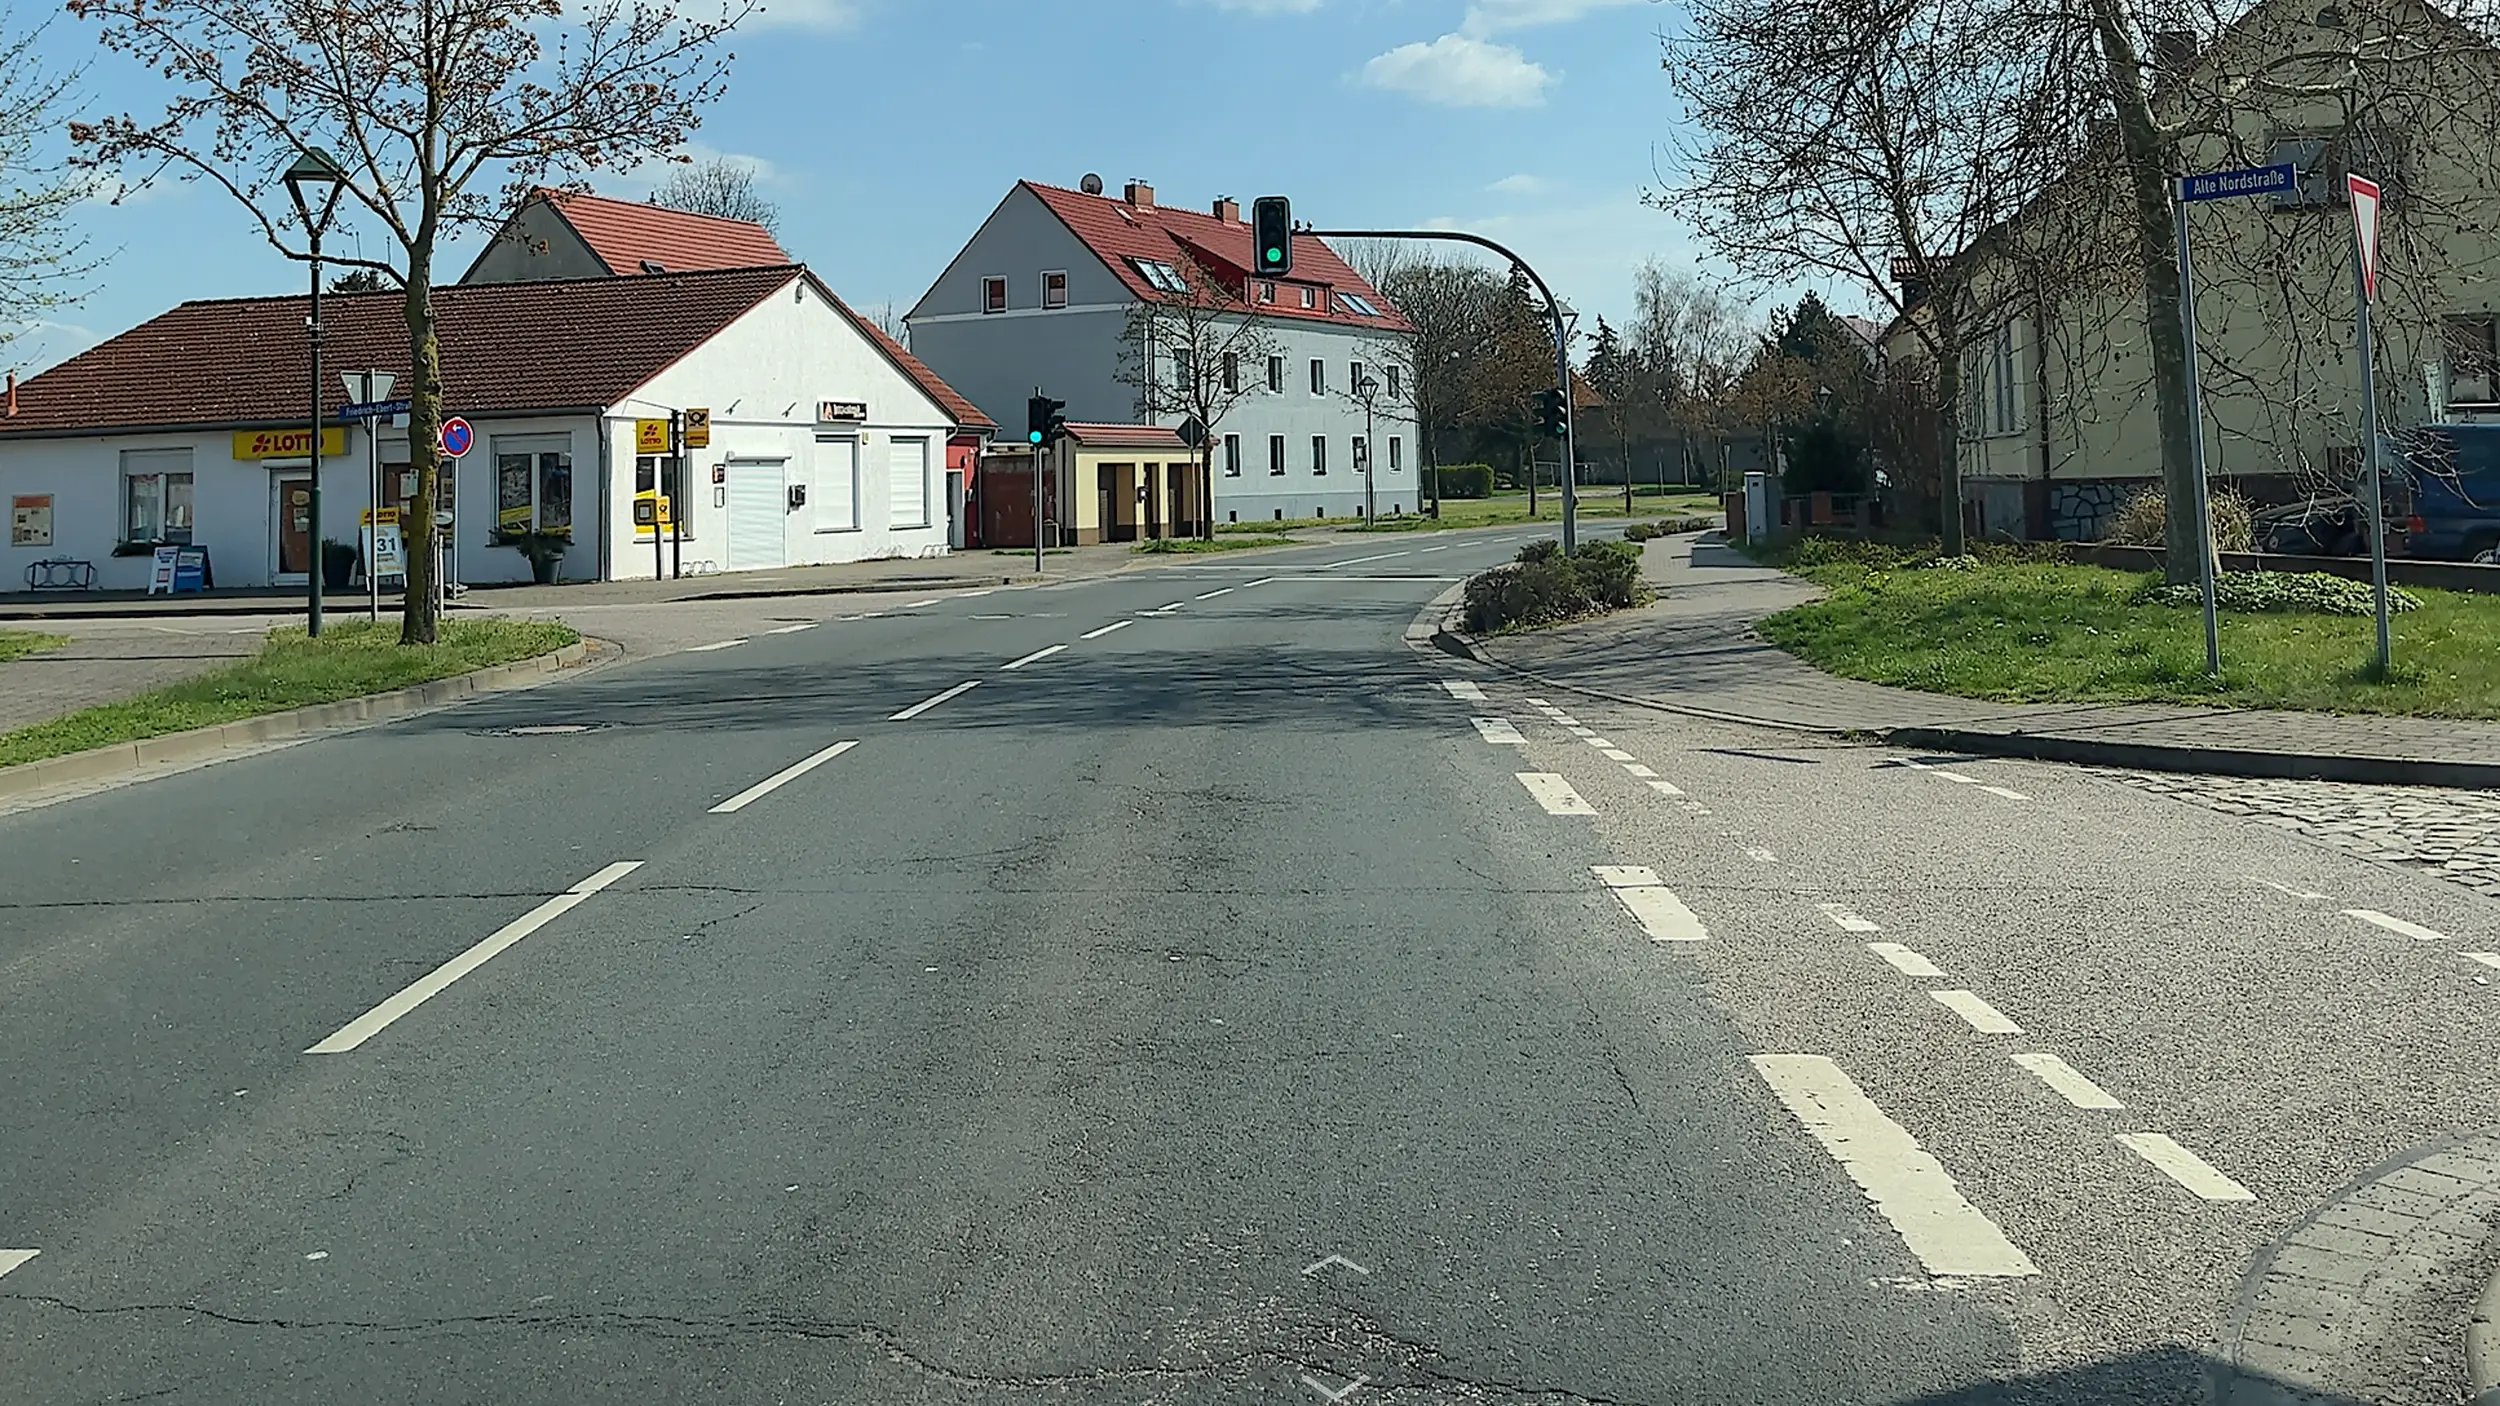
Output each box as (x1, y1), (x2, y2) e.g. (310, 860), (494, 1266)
(1028, 431), (1043, 444)
(1265, 246), (1282, 263)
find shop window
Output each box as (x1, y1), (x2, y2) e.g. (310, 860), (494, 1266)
(495, 437), (573, 534)
(121, 449), (194, 543)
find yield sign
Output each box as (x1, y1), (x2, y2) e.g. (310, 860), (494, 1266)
(2349, 174), (2383, 302)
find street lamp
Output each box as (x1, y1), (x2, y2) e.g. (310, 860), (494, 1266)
(283, 148), (349, 636)
(1354, 372), (1380, 522)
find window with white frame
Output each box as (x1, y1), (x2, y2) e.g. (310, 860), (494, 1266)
(1268, 434), (1286, 475)
(1386, 365), (1401, 400)
(1991, 324), (2017, 436)
(2446, 315), (2498, 406)
(1173, 345), (1196, 392)
(813, 434), (860, 530)
(1266, 355), (1284, 392)
(1223, 433), (1242, 477)
(1389, 437), (1403, 472)
(494, 435), (572, 534)
(1312, 435), (1328, 475)
(1130, 258), (1189, 294)
(120, 448), (194, 543)
(1221, 352), (1238, 393)
(1354, 435), (1369, 473)
(982, 276), (1007, 314)
(1041, 270), (1068, 309)
(1256, 281), (1276, 304)
(1309, 359), (1326, 395)
(888, 437), (931, 528)
(1299, 286), (1317, 309)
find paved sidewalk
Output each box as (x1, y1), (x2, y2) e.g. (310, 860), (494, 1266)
(0, 619), (271, 733)
(1463, 533), (2500, 786)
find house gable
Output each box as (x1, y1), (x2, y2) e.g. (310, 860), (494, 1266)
(908, 184), (1133, 323)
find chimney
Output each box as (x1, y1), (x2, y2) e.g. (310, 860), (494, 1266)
(1213, 196), (1241, 223)
(5, 372), (15, 419)
(1124, 180), (1154, 211)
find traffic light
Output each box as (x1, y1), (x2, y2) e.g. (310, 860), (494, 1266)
(1252, 196), (1292, 277)
(1027, 394), (1065, 446)
(1534, 386), (1568, 440)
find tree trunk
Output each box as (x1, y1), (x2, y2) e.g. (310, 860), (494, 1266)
(399, 242), (444, 645)
(2090, 0), (2200, 584)
(1935, 341), (1968, 556)
(1526, 442), (1537, 515)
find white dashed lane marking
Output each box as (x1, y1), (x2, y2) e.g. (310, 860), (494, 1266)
(1819, 903), (1881, 933)
(1601, 748), (1638, 763)
(1646, 778), (1686, 797)
(1471, 717), (1527, 745)
(687, 639), (746, 652)
(1196, 587), (1235, 599)
(1744, 847), (1778, 864)
(1001, 644), (1068, 671)
(2011, 1052), (2124, 1110)
(1750, 1055), (2039, 1278)
(766, 622), (817, 635)
(890, 681), (979, 721)
(1441, 680), (1488, 701)
(1590, 866), (1709, 942)
(2253, 878), (2330, 901)
(1079, 621), (1132, 640)
(1516, 773), (1596, 816)
(0, 1249), (35, 1280)
(2117, 1133), (2256, 1202)
(2468, 953), (2500, 970)
(2344, 909), (2448, 942)
(1930, 990), (2023, 1035)
(709, 741), (861, 814)
(1624, 764), (1660, 779)
(1868, 942), (1944, 978)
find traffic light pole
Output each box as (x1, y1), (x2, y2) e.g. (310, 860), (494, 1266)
(1306, 227), (1577, 552)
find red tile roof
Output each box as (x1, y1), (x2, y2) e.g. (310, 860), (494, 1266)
(0, 267), (805, 437)
(540, 189), (790, 275)
(1021, 181), (1414, 335)
(1064, 422), (1189, 449)
(829, 295), (995, 431)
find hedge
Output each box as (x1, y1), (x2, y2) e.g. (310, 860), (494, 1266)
(1462, 539), (1652, 633)
(1436, 463), (1495, 499)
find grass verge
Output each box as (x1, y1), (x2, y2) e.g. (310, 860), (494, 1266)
(1133, 536), (1296, 554)
(0, 629), (69, 663)
(1219, 489), (1724, 536)
(0, 618), (580, 770)
(1758, 541), (2500, 718)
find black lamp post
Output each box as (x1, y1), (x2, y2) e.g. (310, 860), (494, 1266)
(283, 149), (348, 635)
(1354, 372), (1380, 522)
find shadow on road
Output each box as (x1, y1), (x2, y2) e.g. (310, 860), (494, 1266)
(1887, 1344), (2378, 1406)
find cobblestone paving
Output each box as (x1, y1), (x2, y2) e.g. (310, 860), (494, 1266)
(2103, 769), (2500, 898)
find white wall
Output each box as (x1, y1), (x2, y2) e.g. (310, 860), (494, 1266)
(607, 272), (957, 578)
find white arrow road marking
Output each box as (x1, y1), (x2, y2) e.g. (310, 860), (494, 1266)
(1470, 717), (1527, 745)
(307, 862), (644, 1054)
(1750, 1055), (2039, 1277)
(2345, 909), (2448, 942)
(1300, 1372), (1371, 1402)
(2117, 1133), (2255, 1201)
(1516, 773), (1595, 816)
(711, 740), (861, 814)
(2011, 1052), (2124, 1110)
(1302, 1254), (1370, 1276)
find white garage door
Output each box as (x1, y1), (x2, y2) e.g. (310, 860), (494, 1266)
(727, 459), (787, 572)
(888, 438), (929, 529)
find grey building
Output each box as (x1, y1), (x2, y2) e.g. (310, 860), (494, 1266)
(907, 178), (1423, 523)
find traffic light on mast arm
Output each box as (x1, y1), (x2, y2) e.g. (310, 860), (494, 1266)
(1026, 394), (1067, 447)
(1252, 196), (1292, 277)
(1533, 386), (1568, 440)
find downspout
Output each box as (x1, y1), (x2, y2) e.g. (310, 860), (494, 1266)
(596, 414), (613, 582)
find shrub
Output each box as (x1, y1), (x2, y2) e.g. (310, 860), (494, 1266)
(1437, 464), (1496, 499)
(2137, 570), (2422, 616)
(1462, 540), (1654, 632)
(1518, 539), (1562, 564)
(1622, 516), (1714, 542)
(2107, 487), (2255, 554)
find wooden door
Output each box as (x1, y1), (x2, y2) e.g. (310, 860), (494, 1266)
(276, 476), (313, 577)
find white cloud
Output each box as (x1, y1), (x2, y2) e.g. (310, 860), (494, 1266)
(607, 143), (781, 194)
(3, 320), (102, 376)
(750, 0), (860, 31)
(1487, 173), (1551, 196)
(1360, 33), (1552, 107)
(1211, 0), (1321, 11)
(1460, 0), (1645, 34)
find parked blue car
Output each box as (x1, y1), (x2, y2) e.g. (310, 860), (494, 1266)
(2399, 424), (2500, 562)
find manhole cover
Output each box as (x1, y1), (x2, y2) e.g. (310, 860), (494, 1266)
(474, 723), (605, 737)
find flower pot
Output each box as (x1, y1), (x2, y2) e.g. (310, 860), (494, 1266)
(321, 543), (358, 591)
(530, 553), (561, 585)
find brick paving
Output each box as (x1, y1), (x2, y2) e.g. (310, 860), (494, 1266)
(2107, 769), (2500, 899)
(1471, 533), (2500, 773)
(0, 620), (270, 733)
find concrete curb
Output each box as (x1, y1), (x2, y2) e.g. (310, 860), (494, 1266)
(2472, 1262), (2499, 1406)
(0, 637), (600, 802)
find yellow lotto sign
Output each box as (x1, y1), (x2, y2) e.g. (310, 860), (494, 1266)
(635, 418), (672, 455)
(233, 426), (347, 460)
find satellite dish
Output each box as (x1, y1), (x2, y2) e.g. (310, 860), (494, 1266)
(1080, 173), (1104, 196)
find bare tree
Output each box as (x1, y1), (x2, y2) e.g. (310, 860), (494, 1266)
(865, 300), (906, 341)
(0, 11), (96, 358)
(1373, 255), (1508, 509)
(71, 0), (750, 641)
(1627, 261), (1754, 490)
(1114, 251), (1280, 540)
(650, 155), (777, 233)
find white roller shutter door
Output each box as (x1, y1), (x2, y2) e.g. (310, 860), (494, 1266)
(888, 438), (929, 528)
(727, 460), (787, 571)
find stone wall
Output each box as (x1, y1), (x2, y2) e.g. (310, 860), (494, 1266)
(2049, 481), (2133, 541)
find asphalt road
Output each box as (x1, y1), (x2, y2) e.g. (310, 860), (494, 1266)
(0, 525), (2490, 1404)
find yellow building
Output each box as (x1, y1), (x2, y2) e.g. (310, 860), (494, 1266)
(1051, 423), (1207, 544)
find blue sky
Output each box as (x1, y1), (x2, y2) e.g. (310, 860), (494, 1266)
(16, 0), (1750, 376)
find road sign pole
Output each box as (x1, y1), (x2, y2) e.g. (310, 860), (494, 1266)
(2175, 188), (2222, 677)
(670, 410), (684, 582)
(2350, 175), (2393, 674)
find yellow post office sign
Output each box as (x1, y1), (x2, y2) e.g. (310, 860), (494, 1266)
(633, 489), (675, 538)
(233, 426), (347, 460)
(683, 408), (711, 450)
(635, 418), (672, 455)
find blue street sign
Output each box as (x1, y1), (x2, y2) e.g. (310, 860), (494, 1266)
(337, 398), (412, 421)
(2179, 164), (2297, 202)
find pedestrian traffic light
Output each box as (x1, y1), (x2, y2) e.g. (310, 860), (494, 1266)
(1534, 386), (1568, 440)
(1252, 197), (1292, 277)
(1027, 394), (1065, 446)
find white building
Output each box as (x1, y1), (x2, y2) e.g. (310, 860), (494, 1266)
(906, 178), (1423, 525)
(0, 261), (994, 594)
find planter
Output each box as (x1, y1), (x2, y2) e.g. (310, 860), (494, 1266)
(321, 542), (359, 590)
(529, 553), (561, 586)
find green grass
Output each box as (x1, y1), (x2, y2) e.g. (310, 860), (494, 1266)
(1216, 489), (1723, 536)
(0, 618), (579, 770)
(0, 629), (69, 663)
(1759, 548), (2500, 718)
(1131, 535), (1297, 554)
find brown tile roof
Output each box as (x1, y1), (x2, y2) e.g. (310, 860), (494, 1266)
(541, 189), (790, 275)
(1021, 182), (1415, 335)
(828, 294), (995, 432)
(0, 266), (804, 437)
(1064, 422), (1189, 449)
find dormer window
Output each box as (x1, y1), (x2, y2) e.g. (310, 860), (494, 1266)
(1299, 286), (1316, 309)
(1130, 258), (1189, 294)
